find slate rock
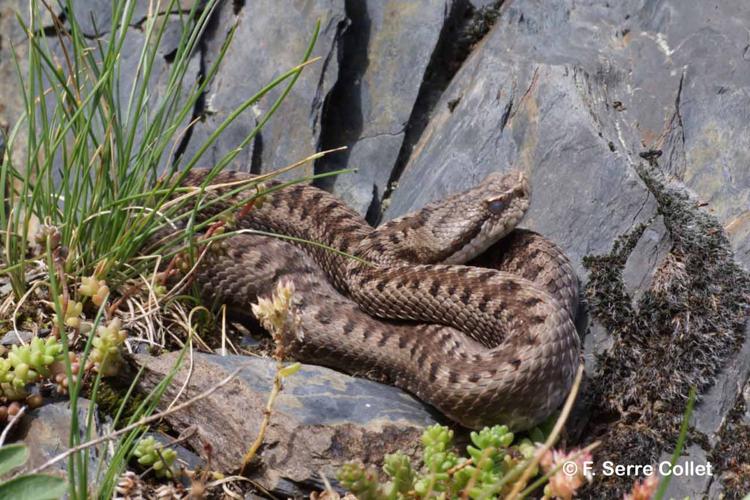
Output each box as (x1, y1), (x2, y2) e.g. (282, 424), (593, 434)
(39, 14), (201, 178)
(0, 0), (29, 163)
(67, 0), (202, 37)
(179, 0), (346, 179)
(659, 444), (713, 500)
(692, 322), (750, 441)
(317, 0), (459, 216)
(0, 330), (34, 346)
(113, 17), (201, 161)
(382, 10), (658, 284)
(622, 216), (671, 306)
(384, 0), (750, 271)
(133, 352), (439, 496)
(14, 399), (109, 479)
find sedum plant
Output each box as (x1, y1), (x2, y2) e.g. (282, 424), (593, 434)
(339, 424), (536, 499)
(133, 436), (178, 479)
(87, 318), (127, 377)
(0, 337), (65, 400)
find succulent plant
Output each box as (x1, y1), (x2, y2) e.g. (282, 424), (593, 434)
(78, 275), (110, 306)
(54, 295), (84, 329)
(133, 436), (177, 478)
(339, 423), (551, 499)
(0, 337), (65, 400)
(88, 318), (127, 377)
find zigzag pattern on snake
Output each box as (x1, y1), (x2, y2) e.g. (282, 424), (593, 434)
(170, 169), (581, 430)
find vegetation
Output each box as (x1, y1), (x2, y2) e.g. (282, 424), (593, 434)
(0, 0), (326, 497)
(132, 436), (178, 479)
(338, 424), (539, 499)
(581, 162), (750, 497)
(0, 443), (66, 499)
(0, 0), (740, 498)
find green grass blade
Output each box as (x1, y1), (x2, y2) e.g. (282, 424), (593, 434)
(653, 386), (697, 499)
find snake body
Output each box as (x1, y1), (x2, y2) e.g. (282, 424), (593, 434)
(176, 169), (581, 430)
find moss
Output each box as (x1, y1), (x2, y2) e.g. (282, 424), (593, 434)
(89, 378), (146, 427)
(580, 163), (750, 497)
(458, 2), (503, 52)
(709, 395), (750, 497)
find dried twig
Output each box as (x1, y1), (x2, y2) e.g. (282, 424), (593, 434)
(0, 405), (27, 446)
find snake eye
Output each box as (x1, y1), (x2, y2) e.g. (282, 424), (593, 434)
(487, 198), (507, 214)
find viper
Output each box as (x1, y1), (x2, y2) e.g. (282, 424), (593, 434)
(168, 169), (581, 430)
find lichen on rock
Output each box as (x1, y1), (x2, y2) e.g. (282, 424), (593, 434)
(581, 162), (750, 497)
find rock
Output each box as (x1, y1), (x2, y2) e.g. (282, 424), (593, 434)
(660, 444), (713, 500)
(0, 0), (29, 165)
(316, 0), (460, 216)
(693, 322), (750, 440)
(133, 352), (439, 496)
(13, 399), (109, 480)
(39, 14), (201, 177)
(113, 17), (201, 165)
(468, 0), (499, 9)
(622, 216), (671, 306)
(0, 330), (33, 346)
(178, 0), (347, 179)
(657, 329), (748, 498)
(382, 14), (658, 283)
(67, 0), (201, 37)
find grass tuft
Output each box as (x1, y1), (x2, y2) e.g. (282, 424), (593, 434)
(0, 0), (327, 497)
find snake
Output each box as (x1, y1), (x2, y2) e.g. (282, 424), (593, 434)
(170, 169), (581, 431)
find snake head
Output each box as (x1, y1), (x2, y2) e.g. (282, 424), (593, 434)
(438, 169), (530, 264)
(375, 170), (531, 266)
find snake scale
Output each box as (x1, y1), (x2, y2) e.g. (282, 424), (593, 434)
(173, 169), (581, 430)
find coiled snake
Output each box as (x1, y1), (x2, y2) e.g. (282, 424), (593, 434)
(172, 169), (581, 430)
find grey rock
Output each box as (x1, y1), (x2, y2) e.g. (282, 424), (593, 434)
(14, 399), (109, 479)
(383, 13), (657, 284)
(178, 0), (346, 179)
(317, 0), (458, 216)
(115, 18), (201, 163)
(133, 352), (439, 495)
(385, 0), (750, 272)
(40, 15), (201, 178)
(692, 322), (750, 442)
(622, 216), (671, 306)
(581, 322), (611, 375)
(67, 0), (201, 37)
(0, 0), (29, 164)
(610, 1), (750, 270)
(0, 330), (33, 346)
(707, 476), (726, 500)
(660, 444), (714, 500)
(468, 0), (500, 9)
